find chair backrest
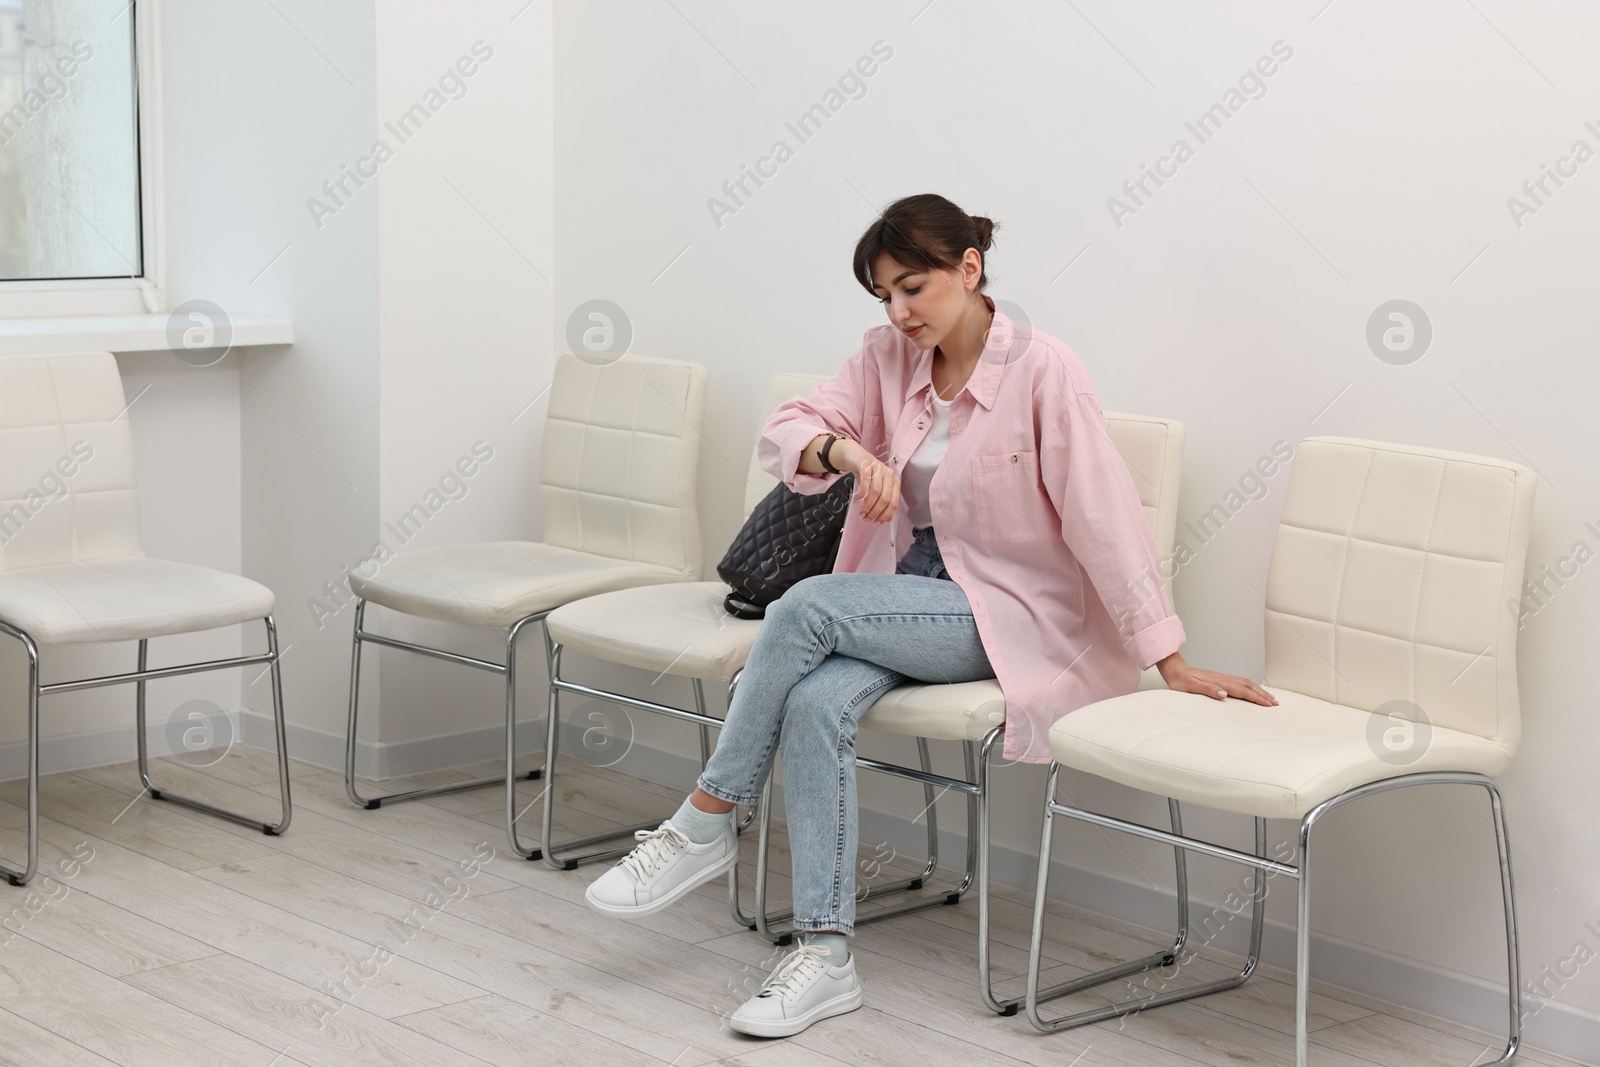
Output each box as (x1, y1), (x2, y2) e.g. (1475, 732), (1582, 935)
(540, 353), (709, 578)
(1102, 411), (1186, 604)
(0, 352), (142, 572)
(1102, 412), (1185, 691)
(741, 374), (830, 517)
(1264, 437), (1536, 747)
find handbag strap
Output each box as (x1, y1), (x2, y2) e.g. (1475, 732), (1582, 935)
(722, 592), (766, 620)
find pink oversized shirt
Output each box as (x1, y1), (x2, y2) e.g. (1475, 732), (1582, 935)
(759, 297), (1186, 763)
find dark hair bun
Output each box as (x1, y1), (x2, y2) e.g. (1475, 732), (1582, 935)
(969, 214), (996, 253)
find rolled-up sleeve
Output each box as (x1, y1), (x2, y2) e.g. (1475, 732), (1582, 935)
(758, 337), (871, 496)
(1039, 379), (1186, 669)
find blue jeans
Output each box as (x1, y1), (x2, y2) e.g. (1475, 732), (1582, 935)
(895, 524), (951, 580)
(698, 527), (992, 934)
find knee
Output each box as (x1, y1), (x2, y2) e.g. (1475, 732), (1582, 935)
(767, 574), (833, 628)
(776, 573), (849, 617)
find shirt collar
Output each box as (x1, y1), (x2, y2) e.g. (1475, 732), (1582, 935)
(903, 294), (1011, 411)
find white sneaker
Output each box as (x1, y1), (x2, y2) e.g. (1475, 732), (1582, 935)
(729, 943), (864, 1037)
(584, 820), (737, 918)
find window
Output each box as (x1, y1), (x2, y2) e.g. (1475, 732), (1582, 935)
(0, 0), (161, 316)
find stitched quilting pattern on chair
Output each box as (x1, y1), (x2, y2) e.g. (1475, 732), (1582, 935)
(539, 354), (702, 574)
(1264, 438), (1533, 745)
(0, 354), (143, 572)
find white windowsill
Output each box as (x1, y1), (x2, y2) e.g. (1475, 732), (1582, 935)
(0, 314), (294, 357)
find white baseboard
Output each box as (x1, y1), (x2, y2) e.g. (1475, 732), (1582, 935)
(0, 706), (249, 779)
(8, 713), (1596, 1065)
(236, 707), (549, 781)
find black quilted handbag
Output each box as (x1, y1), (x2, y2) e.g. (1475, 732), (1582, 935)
(716, 474), (855, 619)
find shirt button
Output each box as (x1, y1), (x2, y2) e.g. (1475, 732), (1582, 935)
(917, 422), (924, 430)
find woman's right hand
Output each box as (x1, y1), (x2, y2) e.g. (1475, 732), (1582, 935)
(838, 440), (900, 524)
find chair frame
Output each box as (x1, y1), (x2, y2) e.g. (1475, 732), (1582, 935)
(0, 614), (294, 887)
(541, 647), (801, 933)
(342, 599), (548, 860)
(341, 353), (709, 855)
(540, 639), (721, 871)
(1024, 766), (1521, 1067)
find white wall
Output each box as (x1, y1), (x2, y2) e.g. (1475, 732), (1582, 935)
(548, 0), (1600, 1054)
(369, 2), (554, 750)
(173, 0), (385, 763)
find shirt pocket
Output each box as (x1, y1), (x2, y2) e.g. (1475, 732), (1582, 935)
(970, 449), (1060, 542)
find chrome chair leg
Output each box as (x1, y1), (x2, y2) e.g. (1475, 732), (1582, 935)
(974, 728), (1018, 1015)
(913, 736), (941, 887)
(696, 677), (714, 768)
(538, 640), (660, 870)
(1485, 779), (1524, 1064)
(0, 616), (295, 886)
(343, 599), (542, 810)
(1295, 803), (1314, 1067)
(1292, 774), (1520, 1067)
(1024, 769), (1517, 1067)
(0, 623), (41, 886)
(132, 619), (293, 835)
(727, 669), (763, 929)
(1025, 765), (1265, 1032)
(264, 617), (295, 833)
(541, 651), (758, 872)
(505, 614), (547, 861)
(959, 738), (980, 897)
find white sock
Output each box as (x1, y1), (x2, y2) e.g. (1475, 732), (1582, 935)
(669, 796), (732, 844)
(806, 932), (850, 965)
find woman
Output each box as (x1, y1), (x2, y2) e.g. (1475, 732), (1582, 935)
(585, 193), (1276, 1037)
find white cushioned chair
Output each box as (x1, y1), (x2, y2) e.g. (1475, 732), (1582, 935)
(1024, 437), (1534, 1067)
(746, 412), (1187, 996)
(343, 353), (708, 863)
(0, 352), (292, 885)
(541, 375), (855, 897)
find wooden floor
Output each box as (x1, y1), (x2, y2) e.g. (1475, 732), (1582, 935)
(0, 748), (1577, 1067)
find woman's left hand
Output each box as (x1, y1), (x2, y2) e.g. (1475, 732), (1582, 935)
(1154, 653), (1278, 706)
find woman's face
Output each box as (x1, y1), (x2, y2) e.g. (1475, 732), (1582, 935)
(870, 248), (982, 352)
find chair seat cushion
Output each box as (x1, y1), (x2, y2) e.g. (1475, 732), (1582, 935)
(859, 679), (1007, 742)
(0, 556), (274, 646)
(1049, 686), (1514, 820)
(545, 581), (761, 681)
(859, 667), (1165, 744)
(348, 541), (688, 629)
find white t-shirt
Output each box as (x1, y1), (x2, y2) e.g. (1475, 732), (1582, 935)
(901, 392), (952, 529)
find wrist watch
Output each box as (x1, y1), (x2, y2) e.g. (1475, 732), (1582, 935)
(819, 433), (850, 475)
